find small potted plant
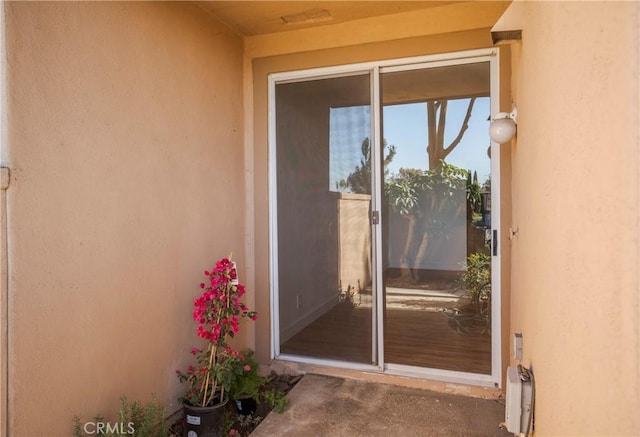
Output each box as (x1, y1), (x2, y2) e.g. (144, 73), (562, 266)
(228, 349), (268, 416)
(176, 256), (257, 437)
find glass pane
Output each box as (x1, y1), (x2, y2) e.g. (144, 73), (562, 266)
(381, 62), (492, 374)
(275, 74), (374, 364)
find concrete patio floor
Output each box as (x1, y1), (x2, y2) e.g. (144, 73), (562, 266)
(252, 374), (512, 437)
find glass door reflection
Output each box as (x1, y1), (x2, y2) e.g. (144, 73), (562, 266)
(381, 62), (493, 374)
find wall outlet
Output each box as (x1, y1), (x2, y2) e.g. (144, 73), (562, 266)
(296, 295), (302, 309)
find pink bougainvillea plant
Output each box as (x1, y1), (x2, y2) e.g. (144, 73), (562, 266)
(176, 257), (257, 408)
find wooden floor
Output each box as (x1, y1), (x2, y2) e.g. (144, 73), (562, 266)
(281, 294), (491, 375)
(385, 307), (491, 374)
(282, 302), (374, 364)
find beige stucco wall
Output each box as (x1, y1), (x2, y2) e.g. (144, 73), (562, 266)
(4, 2), (245, 435)
(509, 1), (639, 435)
(338, 194), (372, 294)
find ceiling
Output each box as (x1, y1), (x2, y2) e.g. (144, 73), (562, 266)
(195, 1), (459, 37)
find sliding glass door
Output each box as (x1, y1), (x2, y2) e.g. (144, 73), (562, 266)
(273, 73), (376, 365)
(270, 49), (501, 385)
(381, 62), (493, 375)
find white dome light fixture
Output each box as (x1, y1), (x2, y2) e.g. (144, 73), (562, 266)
(489, 107), (518, 143)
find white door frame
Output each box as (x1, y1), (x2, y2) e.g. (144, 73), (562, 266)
(268, 47), (502, 387)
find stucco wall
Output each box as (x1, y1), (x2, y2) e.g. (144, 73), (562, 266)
(338, 194), (372, 294)
(4, 2), (245, 435)
(510, 1), (639, 435)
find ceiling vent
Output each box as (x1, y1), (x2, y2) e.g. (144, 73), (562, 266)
(281, 9), (333, 25)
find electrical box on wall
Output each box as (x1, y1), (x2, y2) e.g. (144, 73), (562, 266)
(513, 333), (523, 361)
(505, 365), (533, 434)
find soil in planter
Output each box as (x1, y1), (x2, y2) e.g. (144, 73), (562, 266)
(170, 372), (301, 437)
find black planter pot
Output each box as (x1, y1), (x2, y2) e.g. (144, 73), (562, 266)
(234, 397), (257, 416)
(183, 397), (229, 437)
